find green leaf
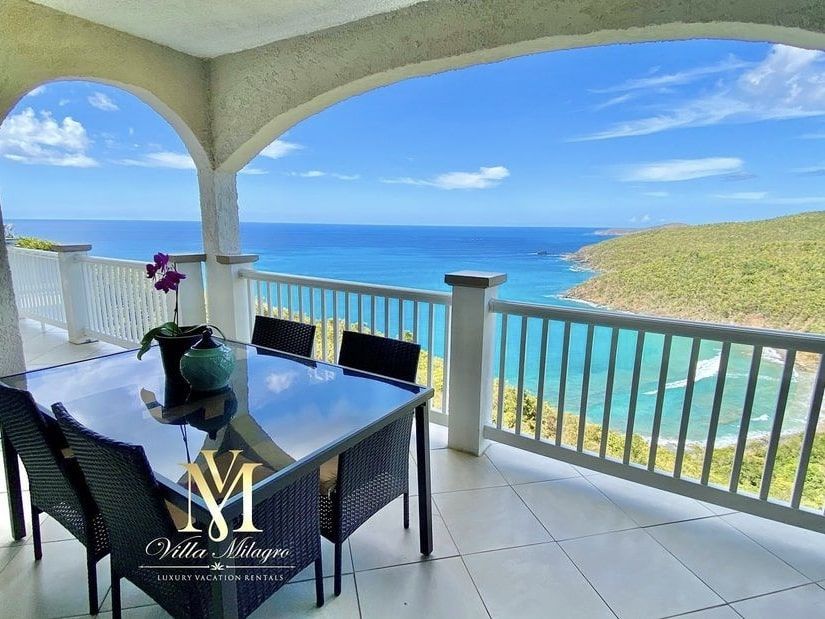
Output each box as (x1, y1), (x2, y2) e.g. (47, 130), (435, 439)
(136, 322), (183, 360)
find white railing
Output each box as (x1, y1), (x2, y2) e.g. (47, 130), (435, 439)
(7, 246), (66, 327)
(79, 255), (171, 347)
(240, 269), (452, 416)
(488, 298), (825, 532)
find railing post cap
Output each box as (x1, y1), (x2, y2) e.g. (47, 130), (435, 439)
(215, 253), (259, 265)
(445, 271), (507, 289)
(168, 252), (207, 263)
(51, 243), (92, 253)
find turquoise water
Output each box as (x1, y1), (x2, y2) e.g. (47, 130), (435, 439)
(10, 219), (817, 443)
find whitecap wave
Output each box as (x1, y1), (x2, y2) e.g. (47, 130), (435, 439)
(643, 352), (722, 395)
(752, 414), (770, 422)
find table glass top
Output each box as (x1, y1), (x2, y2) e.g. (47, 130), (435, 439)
(3, 342), (427, 493)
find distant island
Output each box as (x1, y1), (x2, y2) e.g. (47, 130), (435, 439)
(567, 211), (825, 334)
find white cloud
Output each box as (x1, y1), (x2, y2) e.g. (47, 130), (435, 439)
(575, 45), (825, 141)
(114, 151), (195, 170)
(260, 139), (303, 159)
(592, 93), (636, 111)
(239, 167), (267, 175)
(629, 214), (652, 223)
(793, 163), (825, 176)
(27, 85), (47, 97)
(594, 57), (751, 93)
(382, 165), (510, 190)
(713, 191), (768, 200)
(800, 132), (825, 139)
(58, 98), (70, 106)
(87, 92), (119, 112)
(0, 107), (97, 167)
(643, 191), (669, 198)
(289, 170), (359, 180)
(618, 157), (744, 183)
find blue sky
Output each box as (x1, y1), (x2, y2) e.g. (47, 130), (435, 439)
(1, 39), (824, 227)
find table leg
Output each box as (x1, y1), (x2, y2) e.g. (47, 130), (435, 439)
(414, 402), (433, 556)
(2, 432), (26, 540)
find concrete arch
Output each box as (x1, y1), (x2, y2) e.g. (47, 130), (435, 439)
(0, 0), (211, 168)
(212, 1), (825, 172)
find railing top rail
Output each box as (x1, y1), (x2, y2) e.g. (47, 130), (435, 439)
(6, 246), (59, 259)
(490, 298), (825, 353)
(78, 255), (147, 269)
(239, 268), (452, 305)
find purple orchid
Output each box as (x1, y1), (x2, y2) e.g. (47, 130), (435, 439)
(144, 250), (188, 327)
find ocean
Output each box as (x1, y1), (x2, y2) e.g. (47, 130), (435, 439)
(8, 219), (816, 444)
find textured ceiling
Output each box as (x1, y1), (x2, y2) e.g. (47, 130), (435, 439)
(29, 0), (423, 57)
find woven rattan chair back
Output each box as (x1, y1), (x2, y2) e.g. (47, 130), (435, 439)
(53, 403), (209, 619)
(251, 315), (317, 357)
(337, 331), (421, 383)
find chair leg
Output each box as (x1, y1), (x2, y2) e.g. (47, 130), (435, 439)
(403, 492), (410, 529)
(30, 501), (42, 561)
(333, 542), (342, 597)
(111, 565), (122, 619)
(86, 545), (99, 615)
(314, 556), (324, 607)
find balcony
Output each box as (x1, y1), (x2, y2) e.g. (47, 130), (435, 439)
(3, 245), (825, 618)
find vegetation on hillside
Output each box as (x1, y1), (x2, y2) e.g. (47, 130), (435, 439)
(568, 211), (825, 333)
(15, 236), (55, 251)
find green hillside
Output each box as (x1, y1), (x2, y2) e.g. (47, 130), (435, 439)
(569, 211), (825, 334)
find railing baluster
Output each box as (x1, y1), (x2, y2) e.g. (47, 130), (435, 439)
(496, 313), (508, 429)
(332, 290), (340, 359)
(398, 298), (404, 340)
(264, 280), (272, 317)
(556, 321), (571, 446)
(309, 287), (315, 326)
(383, 296), (390, 337)
(729, 346), (763, 492)
(357, 293), (363, 332)
(412, 301), (419, 343)
(791, 357), (825, 508)
(297, 285), (304, 322)
(623, 331), (646, 464)
(599, 328), (620, 458)
(760, 351), (796, 500)
(276, 282), (283, 318)
(427, 303), (435, 389)
(701, 341), (732, 485)
(370, 296), (376, 334)
(320, 289), (328, 361)
(515, 316), (528, 436)
(674, 338), (702, 478)
(577, 324), (595, 452)
(648, 334), (673, 470)
(442, 304), (451, 413)
(535, 318), (549, 441)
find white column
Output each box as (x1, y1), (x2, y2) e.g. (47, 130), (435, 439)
(445, 271), (507, 456)
(0, 205), (25, 375)
(54, 244), (95, 345)
(210, 254), (258, 341)
(169, 253), (207, 326)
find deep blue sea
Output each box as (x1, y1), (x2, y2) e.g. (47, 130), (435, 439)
(9, 219), (816, 444)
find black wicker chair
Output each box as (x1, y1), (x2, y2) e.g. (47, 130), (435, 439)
(321, 331), (421, 596)
(54, 404), (324, 619)
(0, 385), (109, 615)
(251, 315), (317, 357)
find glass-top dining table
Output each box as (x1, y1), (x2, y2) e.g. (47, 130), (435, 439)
(1, 340), (435, 614)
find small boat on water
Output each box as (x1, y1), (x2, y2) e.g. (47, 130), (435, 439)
(4, 223), (16, 244)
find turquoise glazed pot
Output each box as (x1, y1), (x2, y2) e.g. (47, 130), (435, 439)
(179, 329), (236, 391)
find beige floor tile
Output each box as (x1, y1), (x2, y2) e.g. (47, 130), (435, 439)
(514, 477), (637, 540)
(732, 583), (825, 618)
(464, 542), (613, 619)
(484, 442), (580, 485)
(429, 449), (506, 494)
(723, 512), (825, 581)
(349, 495), (458, 571)
(647, 517), (808, 602)
(356, 557), (488, 619)
(435, 486), (550, 553)
(0, 537), (111, 618)
(586, 472), (714, 526)
(249, 575), (360, 618)
(561, 528), (723, 618)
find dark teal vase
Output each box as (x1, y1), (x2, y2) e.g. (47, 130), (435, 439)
(179, 329), (236, 391)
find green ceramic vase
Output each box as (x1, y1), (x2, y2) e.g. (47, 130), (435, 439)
(179, 328), (235, 391)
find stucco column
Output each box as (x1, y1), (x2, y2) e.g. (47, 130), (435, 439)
(198, 168), (242, 329)
(0, 203), (25, 376)
(445, 270), (507, 456)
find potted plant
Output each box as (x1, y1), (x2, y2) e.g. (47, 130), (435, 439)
(137, 252), (204, 381)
